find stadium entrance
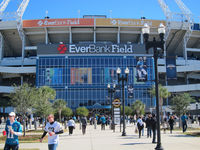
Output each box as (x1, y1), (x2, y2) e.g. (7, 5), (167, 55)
(36, 43), (155, 110)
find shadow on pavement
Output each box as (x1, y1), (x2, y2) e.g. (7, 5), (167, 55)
(121, 142), (153, 145)
(169, 134), (192, 138)
(117, 135), (140, 139)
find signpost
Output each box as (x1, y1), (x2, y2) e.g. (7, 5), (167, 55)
(112, 99), (121, 126)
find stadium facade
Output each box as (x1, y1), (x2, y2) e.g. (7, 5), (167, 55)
(1, 0), (200, 112)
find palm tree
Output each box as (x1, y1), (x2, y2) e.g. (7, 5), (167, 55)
(76, 107), (89, 117)
(150, 84), (171, 123)
(131, 100), (145, 117)
(53, 99), (67, 122)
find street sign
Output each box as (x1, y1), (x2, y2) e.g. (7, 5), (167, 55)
(114, 107), (121, 125)
(112, 99), (121, 108)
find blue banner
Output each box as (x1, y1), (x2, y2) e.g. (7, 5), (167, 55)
(166, 56), (177, 80)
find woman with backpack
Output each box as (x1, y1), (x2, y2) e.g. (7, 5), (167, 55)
(137, 116), (144, 138)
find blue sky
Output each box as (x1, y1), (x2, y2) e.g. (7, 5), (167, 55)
(4, 0), (200, 22)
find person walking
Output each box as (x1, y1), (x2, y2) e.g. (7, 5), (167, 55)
(168, 116), (174, 134)
(94, 118), (97, 129)
(4, 112), (22, 150)
(162, 117), (168, 134)
(198, 115), (200, 126)
(67, 117), (75, 135)
(81, 117), (87, 135)
(141, 116), (145, 136)
(150, 114), (157, 143)
(40, 114), (63, 150)
(146, 114), (152, 138)
(100, 115), (106, 130)
(181, 114), (188, 133)
(137, 116), (144, 138)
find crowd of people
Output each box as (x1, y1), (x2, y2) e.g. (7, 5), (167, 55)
(1, 111), (199, 150)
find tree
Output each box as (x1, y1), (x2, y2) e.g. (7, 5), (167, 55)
(55, 107), (73, 119)
(121, 106), (133, 116)
(150, 84), (171, 123)
(9, 83), (36, 136)
(62, 107), (73, 117)
(76, 107), (89, 117)
(171, 93), (195, 127)
(131, 100), (145, 117)
(53, 99), (67, 122)
(33, 86), (56, 122)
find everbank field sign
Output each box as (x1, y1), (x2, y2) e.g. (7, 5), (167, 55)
(69, 44), (134, 53)
(23, 18), (94, 27)
(96, 18), (165, 27)
(37, 44), (146, 55)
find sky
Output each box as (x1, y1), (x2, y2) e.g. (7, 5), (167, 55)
(3, 0), (200, 22)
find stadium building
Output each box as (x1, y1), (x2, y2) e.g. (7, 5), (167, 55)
(0, 0), (200, 112)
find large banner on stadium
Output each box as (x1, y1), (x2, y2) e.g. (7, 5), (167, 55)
(70, 68), (92, 85)
(96, 18), (166, 27)
(23, 18), (94, 27)
(166, 56), (177, 80)
(37, 43), (147, 55)
(45, 68), (63, 85)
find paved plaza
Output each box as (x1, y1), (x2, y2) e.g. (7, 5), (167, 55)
(0, 123), (199, 150)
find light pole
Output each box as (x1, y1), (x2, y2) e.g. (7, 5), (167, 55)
(107, 83), (116, 132)
(117, 67), (129, 136)
(196, 102), (198, 118)
(142, 23), (165, 150)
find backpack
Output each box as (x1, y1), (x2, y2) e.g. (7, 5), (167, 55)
(137, 122), (144, 129)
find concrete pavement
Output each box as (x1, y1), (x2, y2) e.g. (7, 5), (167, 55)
(0, 124), (200, 150)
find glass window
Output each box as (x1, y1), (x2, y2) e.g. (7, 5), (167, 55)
(88, 59), (92, 65)
(71, 59), (74, 66)
(96, 58), (100, 66)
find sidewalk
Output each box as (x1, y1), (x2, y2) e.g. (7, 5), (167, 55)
(0, 124), (199, 150)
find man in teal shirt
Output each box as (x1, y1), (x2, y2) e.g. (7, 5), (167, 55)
(100, 115), (106, 130)
(4, 112), (22, 150)
(181, 114), (188, 133)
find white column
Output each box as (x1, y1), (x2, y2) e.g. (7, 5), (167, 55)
(94, 18), (96, 43)
(140, 32), (143, 44)
(0, 32), (4, 60)
(45, 27), (48, 44)
(21, 75), (23, 85)
(69, 27), (72, 44)
(117, 27), (120, 44)
(94, 29), (96, 43)
(21, 33), (25, 66)
(183, 38), (188, 65)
